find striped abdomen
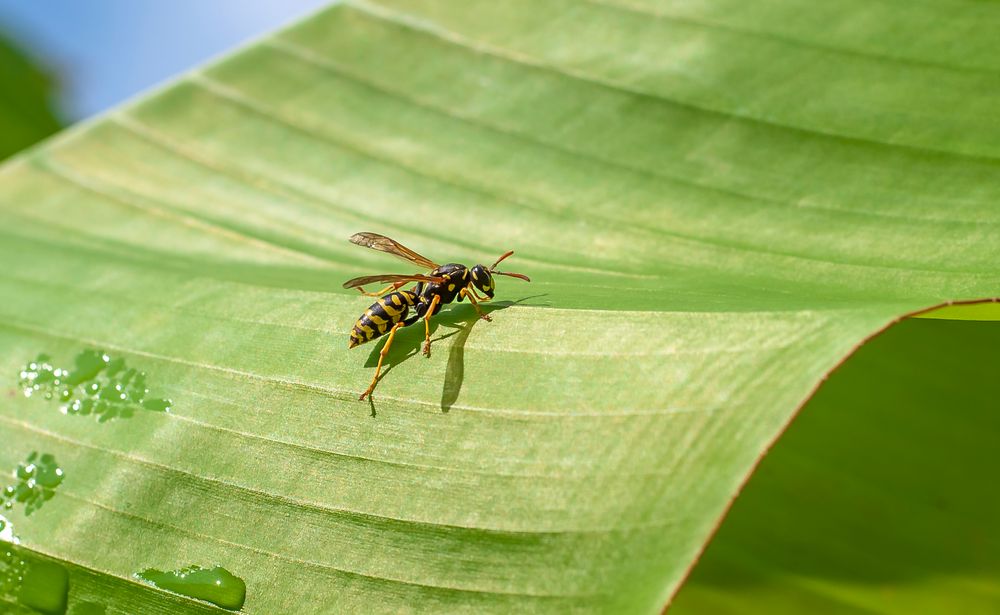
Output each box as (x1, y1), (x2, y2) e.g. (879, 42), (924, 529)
(349, 290), (416, 348)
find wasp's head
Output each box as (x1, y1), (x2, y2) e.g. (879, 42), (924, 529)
(470, 250), (531, 299)
(470, 264), (496, 298)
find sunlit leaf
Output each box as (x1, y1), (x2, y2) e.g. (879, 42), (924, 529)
(0, 1), (997, 613)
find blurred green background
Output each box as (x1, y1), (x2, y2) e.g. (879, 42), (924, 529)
(0, 0), (328, 159)
(0, 35), (60, 159)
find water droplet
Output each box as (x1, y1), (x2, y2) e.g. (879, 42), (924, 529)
(1, 542), (66, 613)
(17, 553), (69, 615)
(0, 514), (16, 544)
(141, 398), (172, 413)
(16, 464), (36, 480)
(2, 452), (64, 516)
(73, 602), (107, 615)
(135, 565), (245, 611)
(17, 349), (173, 423)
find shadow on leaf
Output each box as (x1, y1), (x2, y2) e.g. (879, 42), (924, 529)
(362, 295), (548, 415)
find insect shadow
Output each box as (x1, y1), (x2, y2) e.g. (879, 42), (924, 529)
(363, 294), (549, 416)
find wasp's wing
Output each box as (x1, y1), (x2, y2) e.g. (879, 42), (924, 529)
(349, 232), (440, 270)
(342, 273), (445, 290)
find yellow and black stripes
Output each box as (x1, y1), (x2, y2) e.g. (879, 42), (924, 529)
(343, 236), (530, 399)
(349, 290), (416, 348)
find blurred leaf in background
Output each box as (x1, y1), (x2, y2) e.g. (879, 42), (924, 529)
(0, 34), (61, 160)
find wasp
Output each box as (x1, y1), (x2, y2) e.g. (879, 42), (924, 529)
(343, 232), (530, 401)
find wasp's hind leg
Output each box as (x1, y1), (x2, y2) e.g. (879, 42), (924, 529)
(359, 321), (405, 401)
(422, 295), (441, 357)
(460, 288), (492, 322)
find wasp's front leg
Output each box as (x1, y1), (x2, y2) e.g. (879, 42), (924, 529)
(468, 286), (491, 302)
(460, 288), (492, 322)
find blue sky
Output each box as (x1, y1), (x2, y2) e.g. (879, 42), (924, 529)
(0, 0), (330, 121)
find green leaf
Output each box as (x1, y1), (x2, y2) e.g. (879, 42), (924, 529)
(0, 1), (997, 613)
(672, 316), (1000, 615)
(0, 34), (62, 160)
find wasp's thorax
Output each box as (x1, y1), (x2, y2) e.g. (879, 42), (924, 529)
(416, 264), (470, 307)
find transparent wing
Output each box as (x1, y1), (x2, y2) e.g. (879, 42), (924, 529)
(349, 232), (439, 270)
(342, 273), (444, 290)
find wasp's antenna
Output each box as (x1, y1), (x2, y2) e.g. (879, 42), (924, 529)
(489, 250), (530, 282)
(489, 250), (515, 271)
(494, 270), (531, 282)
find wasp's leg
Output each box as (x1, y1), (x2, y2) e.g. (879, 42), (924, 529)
(460, 288), (492, 322)
(422, 294), (441, 357)
(468, 287), (491, 302)
(357, 281), (406, 297)
(359, 321), (405, 401)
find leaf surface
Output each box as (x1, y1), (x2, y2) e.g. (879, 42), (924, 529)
(0, 1), (998, 613)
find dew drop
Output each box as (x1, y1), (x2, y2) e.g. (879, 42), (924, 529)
(135, 565), (246, 611)
(17, 555), (69, 615)
(17, 349), (173, 424)
(141, 398), (172, 412)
